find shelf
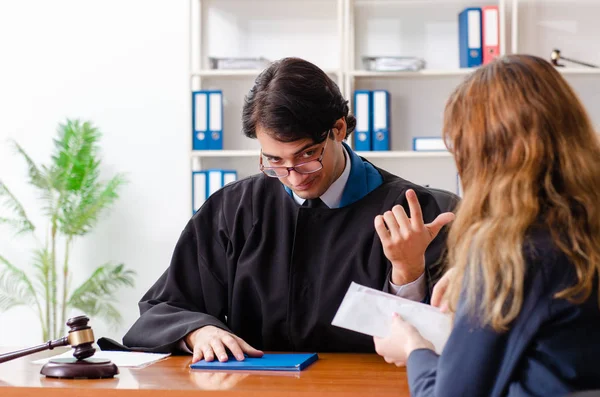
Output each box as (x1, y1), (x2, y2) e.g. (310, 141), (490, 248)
(192, 70), (263, 77)
(349, 69), (476, 78)
(556, 68), (600, 75)
(349, 68), (600, 78)
(192, 68), (341, 78)
(192, 150), (258, 157)
(191, 150), (452, 159)
(354, 0), (486, 5)
(356, 151), (452, 158)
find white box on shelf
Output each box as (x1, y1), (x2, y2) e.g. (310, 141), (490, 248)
(412, 137), (447, 152)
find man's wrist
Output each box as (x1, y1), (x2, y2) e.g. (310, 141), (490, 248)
(185, 327), (204, 349)
(391, 259), (425, 285)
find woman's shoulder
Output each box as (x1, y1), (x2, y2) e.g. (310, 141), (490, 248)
(523, 228), (576, 292)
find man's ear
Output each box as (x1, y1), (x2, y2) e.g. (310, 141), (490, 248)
(332, 117), (347, 142)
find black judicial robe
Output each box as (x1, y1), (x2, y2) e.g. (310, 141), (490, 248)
(122, 159), (448, 354)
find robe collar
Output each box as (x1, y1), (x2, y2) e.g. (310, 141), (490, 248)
(284, 141), (383, 208)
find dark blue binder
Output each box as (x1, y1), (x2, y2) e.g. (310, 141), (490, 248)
(192, 91), (209, 150)
(353, 90), (372, 151)
(190, 353), (318, 372)
(371, 90), (390, 151)
(459, 7), (482, 68)
(208, 91), (223, 150)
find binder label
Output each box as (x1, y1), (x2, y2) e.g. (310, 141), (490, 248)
(468, 10), (481, 48)
(484, 8), (499, 46)
(194, 93), (207, 131)
(356, 94), (369, 132)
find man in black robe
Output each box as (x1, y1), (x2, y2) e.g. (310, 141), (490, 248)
(120, 58), (455, 362)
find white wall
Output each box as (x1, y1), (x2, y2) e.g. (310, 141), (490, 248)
(0, 0), (190, 345)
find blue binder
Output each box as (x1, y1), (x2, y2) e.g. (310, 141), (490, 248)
(459, 7), (483, 68)
(205, 169), (237, 195)
(192, 171), (207, 214)
(371, 90), (390, 151)
(190, 353), (318, 372)
(192, 169), (238, 215)
(223, 170), (238, 186)
(353, 90), (372, 151)
(208, 91), (223, 150)
(192, 92), (209, 150)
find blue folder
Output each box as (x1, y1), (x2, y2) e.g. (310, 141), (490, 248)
(353, 90), (372, 151)
(371, 90), (390, 151)
(458, 7), (483, 68)
(190, 353), (318, 372)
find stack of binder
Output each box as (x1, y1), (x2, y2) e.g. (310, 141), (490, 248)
(459, 5), (499, 68)
(353, 90), (390, 151)
(192, 90), (224, 150)
(192, 169), (237, 214)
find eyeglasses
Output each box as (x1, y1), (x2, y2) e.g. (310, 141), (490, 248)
(259, 132), (330, 178)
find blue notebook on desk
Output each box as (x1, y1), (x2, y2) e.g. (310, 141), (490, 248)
(190, 353), (318, 372)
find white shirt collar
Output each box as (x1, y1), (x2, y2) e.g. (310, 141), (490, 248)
(293, 145), (351, 209)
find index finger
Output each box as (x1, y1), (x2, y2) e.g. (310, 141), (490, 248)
(431, 282), (445, 308)
(431, 271), (450, 308)
(406, 189), (424, 228)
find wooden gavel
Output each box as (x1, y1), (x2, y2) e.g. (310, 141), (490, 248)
(551, 49), (599, 69)
(0, 315), (117, 378)
(0, 315), (96, 364)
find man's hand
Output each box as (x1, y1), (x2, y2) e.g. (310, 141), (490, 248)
(185, 326), (264, 364)
(431, 268), (456, 313)
(374, 189), (455, 285)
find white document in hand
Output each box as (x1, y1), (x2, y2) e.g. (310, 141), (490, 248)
(331, 282), (452, 354)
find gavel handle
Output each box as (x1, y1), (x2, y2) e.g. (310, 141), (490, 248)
(0, 337), (69, 364)
(562, 56), (599, 69)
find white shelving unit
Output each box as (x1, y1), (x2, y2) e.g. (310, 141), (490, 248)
(348, 69), (476, 77)
(189, 0), (600, 201)
(190, 0), (345, 173)
(192, 69), (343, 78)
(510, 0), (600, 132)
(191, 150), (453, 159)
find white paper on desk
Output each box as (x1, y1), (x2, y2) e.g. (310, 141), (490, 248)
(33, 350), (170, 368)
(331, 282), (452, 354)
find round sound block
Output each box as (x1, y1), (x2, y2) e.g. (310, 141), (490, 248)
(41, 357), (119, 379)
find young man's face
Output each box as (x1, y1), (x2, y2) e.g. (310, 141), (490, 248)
(256, 123), (346, 200)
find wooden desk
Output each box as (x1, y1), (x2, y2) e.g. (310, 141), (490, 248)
(0, 349), (409, 396)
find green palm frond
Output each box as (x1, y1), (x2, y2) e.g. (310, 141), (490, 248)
(42, 119), (127, 236)
(0, 254), (38, 311)
(12, 140), (51, 190)
(50, 120), (101, 193)
(68, 263), (135, 326)
(11, 141), (56, 221)
(59, 174), (127, 236)
(0, 182), (35, 235)
(31, 248), (51, 299)
(38, 173), (58, 220)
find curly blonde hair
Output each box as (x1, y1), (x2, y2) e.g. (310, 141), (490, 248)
(443, 54), (600, 331)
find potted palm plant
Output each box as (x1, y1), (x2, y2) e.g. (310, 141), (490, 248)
(0, 119), (136, 341)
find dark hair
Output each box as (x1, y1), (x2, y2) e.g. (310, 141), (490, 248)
(242, 57), (356, 143)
